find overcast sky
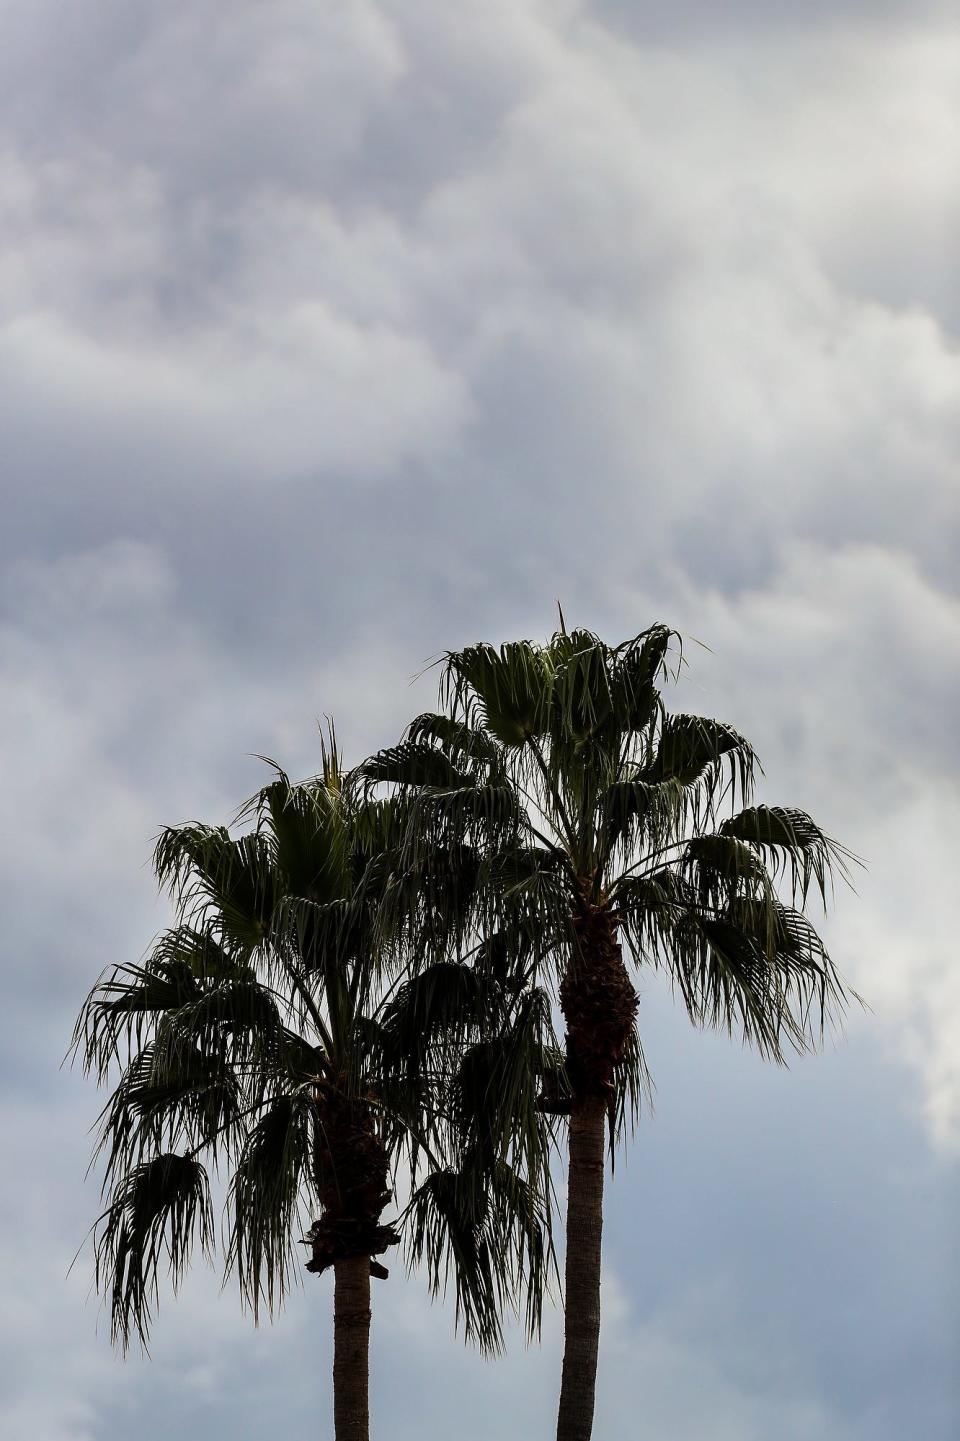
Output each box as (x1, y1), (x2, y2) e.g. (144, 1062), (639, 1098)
(2, 2), (958, 1438)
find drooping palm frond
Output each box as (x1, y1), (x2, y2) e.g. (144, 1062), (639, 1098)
(683, 833), (776, 907)
(357, 740), (478, 793)
(406, 712), (503, 770)
(225, 1091), (315, 1320)
(92, 1037), (243, 1186)
(377, 962), (497, 1077)
(92, 1153), (214, 1349)
(598, 776), (688, 871)
(617, 861), (851, 1062)
(154, 824), (279, 948)
(404, 1151), (550, 1353)
(718, 804), (857, 905)
(607, 1026), (653, 1153)
(72, 926), (273, 1097)
(638, 714), (757, 831)
(446, 989), (556, 1178)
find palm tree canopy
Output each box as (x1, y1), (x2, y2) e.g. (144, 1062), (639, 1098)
(355, 624), (858, 1441)
(72, 737), (551, 1352)
(357, 625), (858, 1126)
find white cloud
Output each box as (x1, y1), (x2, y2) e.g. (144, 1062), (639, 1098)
(623, 543), (960, 1151)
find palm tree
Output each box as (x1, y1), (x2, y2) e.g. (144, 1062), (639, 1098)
(72, 738), (549, 1441)
(358, 625), (856, 1441)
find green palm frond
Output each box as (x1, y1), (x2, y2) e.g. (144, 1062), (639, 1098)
(259, 773), (352, 905)
(718, 805), (858, 904)
(72, 964), (198, 1085)
(93, 1038), (242, 1183)
(406, 1166), (500, 1348)
(472, 929), (538, 994)
(357, 740), (476, 793)
(683, 834), (774, 899)
(598, 777), (687, 865)
(92, 1153), (214, 1350)
(225, 1092), (314, 1320)
(161, 974), (285, 1056)
(642, 713), (756, 804)
(546, 630), (617, 744)
(154, 824), (278, 947)
(406, 712), (502, 769)
(448, 989), (554, 1172)
(379, 962), (495, 1070)
(404, 1151), (550, 1351)
(441, 641), (553, 746)
(662, 894), (848, 1060)
(608, 1026), (653, 1150)
(70, 927), (258, 1083)
(349, 795), (413, 882)
(611, 624), (676, 706)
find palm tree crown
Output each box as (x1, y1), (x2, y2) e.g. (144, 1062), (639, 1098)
(72, 737), (549, 1412)
(359, 624), (857, 1441)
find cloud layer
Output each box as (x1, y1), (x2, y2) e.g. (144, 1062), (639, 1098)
(2, 1), (957, 1437)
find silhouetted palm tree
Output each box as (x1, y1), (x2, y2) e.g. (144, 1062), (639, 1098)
(359, 625), (856, 1441)
(73, 736), (548, 1441)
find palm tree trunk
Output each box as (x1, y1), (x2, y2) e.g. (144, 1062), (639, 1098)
(556, 1094), (607, 1441)
(333, 1255), (371, 1441)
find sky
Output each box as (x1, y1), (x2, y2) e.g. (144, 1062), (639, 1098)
(1, 1), (958, 1437)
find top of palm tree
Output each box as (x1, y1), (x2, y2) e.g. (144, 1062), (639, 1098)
(357, 624), (860, 1125)
(71, 733), (552, 1353)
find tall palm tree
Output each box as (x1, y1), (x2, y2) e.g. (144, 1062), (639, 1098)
(358, 625), (856, 1441)
(72, 739), (549, 1441)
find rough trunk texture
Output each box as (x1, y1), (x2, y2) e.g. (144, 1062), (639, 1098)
(333, 1254), (372, 1441)
(556, 1095), (607, 1441)
(556, 896), (639, 1441)
(304, 1091), (399, 1441)
(304, 1091), (399, 1276)
(560, 897), (639, 1100)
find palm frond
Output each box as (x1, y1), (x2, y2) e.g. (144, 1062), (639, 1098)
(93, 1153), (214, 1350)
(546, 630), (615, 744)
(378, 962), (494, 1072)
(356, 739), (476, 794)
(718, 805), (858, 904)
(93, 1038), (243, 1186)
(448, 989), (555, 1176)
(406, 712), (502, 769)
(154, 824), (278, 946)
(667, 897), (849, 1059)
(70, 927), (256, 1082)
(441, 641), (553, 746)
(225, 1093), (314, 1320)
(608, 1025), (653, 1151)
(642, 713), (756, 809)
(404, 1152), (551, 1351)
(611, 623), (676, 702)
(260, 773), (352, 905)
(683, 834), (774, 902)
(598, 777), (687, 866)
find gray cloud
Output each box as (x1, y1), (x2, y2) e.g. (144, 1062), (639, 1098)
(2, 1), (958, 1438)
